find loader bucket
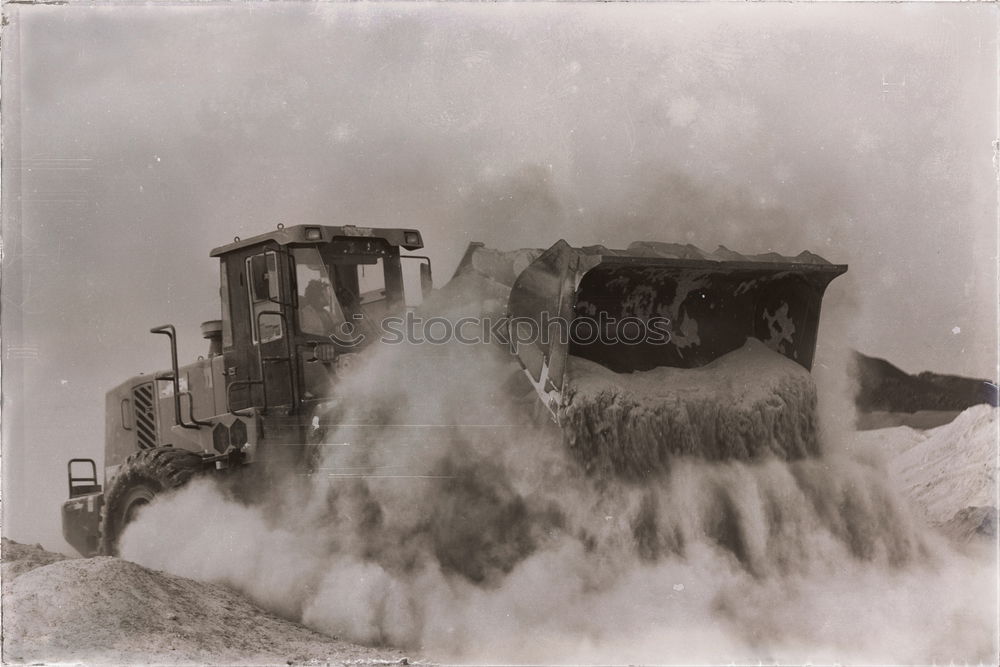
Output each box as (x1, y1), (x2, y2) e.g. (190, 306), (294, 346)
(506, 240), (847, 418)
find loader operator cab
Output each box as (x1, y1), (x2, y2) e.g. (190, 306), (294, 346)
(210, 224), (430, 414)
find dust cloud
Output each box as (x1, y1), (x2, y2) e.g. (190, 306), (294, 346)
(122, 288), (995, 664)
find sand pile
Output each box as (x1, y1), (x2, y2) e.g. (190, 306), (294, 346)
(2, 541), (409, 665)
(560, 338), (819, 476)
(2, 537), (68, 584)
(855, 404), (998, 540)
(888, 405), (997, 527)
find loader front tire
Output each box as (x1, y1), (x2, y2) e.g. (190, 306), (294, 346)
(99, 446), (205, 556)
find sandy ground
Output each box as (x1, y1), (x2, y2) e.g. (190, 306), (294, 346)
(1, 539), (68, 582)
(1, 539), (412, 666)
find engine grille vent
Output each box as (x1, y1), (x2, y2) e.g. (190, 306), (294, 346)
(133, 383), (157, 450)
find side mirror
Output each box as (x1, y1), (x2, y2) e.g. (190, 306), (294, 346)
(419, 262), (433, 299)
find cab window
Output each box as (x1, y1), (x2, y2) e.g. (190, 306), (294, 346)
(357, 259), (387, 305)
(246, 251), (283, 343)
(293, 248), (345, 336)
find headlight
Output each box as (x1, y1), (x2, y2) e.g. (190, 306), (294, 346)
(404, 231), (421, 247)
(311, 343), (338, 362)
(304, 227), (323, 241)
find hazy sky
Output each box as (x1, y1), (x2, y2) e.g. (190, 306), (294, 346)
(2, 2), (997, 551)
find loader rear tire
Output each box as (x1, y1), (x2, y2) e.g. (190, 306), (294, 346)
(99, 446), (205, 556)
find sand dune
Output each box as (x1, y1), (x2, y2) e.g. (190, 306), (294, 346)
(1, 539), (410, 666)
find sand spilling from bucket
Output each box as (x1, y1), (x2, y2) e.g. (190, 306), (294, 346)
(561, 339), (819, 477)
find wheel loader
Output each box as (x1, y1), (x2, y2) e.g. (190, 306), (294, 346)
(61, 224), (846, 556)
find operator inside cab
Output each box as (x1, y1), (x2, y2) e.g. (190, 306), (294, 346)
(295, 267), (377, 347)
(299, 279), (344, 336)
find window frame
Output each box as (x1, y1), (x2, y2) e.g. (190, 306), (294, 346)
(356, 258), (388, 306)
(290, 247), (347, 337)
(245, 250), (284, 344)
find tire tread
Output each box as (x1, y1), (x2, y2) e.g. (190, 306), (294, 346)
(98, 446), (204, 555)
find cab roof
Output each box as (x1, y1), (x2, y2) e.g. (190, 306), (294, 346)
(209, 224), (424, 257)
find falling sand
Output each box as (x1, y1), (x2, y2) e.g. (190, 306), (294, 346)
(561, 339), (820, 477)
(119, 330), (996, 664)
